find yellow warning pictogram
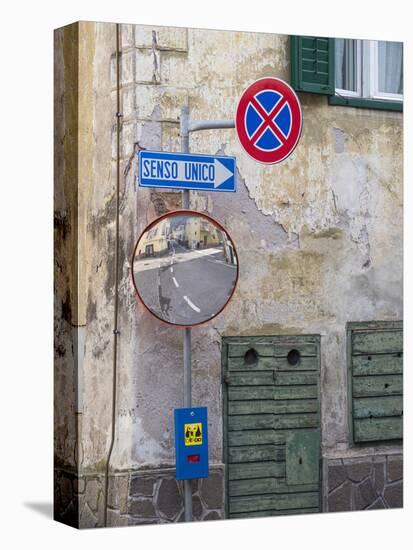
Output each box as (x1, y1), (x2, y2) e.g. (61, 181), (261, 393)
(184, 423), (202, 446)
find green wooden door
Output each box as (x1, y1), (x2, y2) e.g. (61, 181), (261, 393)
(223, 335), (321, 518)
(348, 321), (403, 443)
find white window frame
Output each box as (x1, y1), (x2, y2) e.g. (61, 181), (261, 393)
(367, 41), (403, 102)
(336, 39), (362, 98)
(335, 39), (403, 103)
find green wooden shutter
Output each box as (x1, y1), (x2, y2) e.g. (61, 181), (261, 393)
(290, 36), (335, 95)
(223, 335), (321, 519)
(348, 321), (403, 444)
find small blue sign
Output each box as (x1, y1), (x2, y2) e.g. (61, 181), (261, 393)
(174, 407), (209, 480)
(138, 150), (236, 192)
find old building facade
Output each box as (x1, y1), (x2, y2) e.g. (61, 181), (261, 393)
(54, 22), (403, 528)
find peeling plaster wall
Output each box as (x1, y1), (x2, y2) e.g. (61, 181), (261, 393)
(55, 22), (402, 485)
(54, 23), (79, 472)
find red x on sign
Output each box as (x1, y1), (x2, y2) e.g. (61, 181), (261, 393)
(236, 77), (302, 164)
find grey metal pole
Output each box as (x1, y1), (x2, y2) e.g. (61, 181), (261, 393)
(181, 106), (190, 209)
(183, 327), (192, 408)
(178, 107), (235, 522)
(183, 327), (192, 521)
(189, 120), (235, 133)
(180, 105), (192, 521)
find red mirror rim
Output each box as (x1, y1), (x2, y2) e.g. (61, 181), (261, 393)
(130, 209), (239, 328)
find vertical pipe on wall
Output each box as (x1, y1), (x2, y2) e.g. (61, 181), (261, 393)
(103, 22), (121, 528)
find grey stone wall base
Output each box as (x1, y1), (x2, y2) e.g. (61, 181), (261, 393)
(128, 467), (224, 525)
(54, 466), (224, 528)
(325, 454), (403, 513)
(54, 469), (108, 529)
(54, 470), (80, 528)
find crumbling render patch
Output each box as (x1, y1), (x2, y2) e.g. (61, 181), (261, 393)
(194, 147), (299, 251)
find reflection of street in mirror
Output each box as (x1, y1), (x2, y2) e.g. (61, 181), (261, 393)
(133, 213), (238, 326)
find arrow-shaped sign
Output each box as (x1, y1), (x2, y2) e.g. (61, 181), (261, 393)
(137, 150), (236, 192)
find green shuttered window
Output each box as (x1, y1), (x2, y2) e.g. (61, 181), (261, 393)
(290, 36), (335, 95)
(290, 36), (403, 111)
(348, 321), (403, 444)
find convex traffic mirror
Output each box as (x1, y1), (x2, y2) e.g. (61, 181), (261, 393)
(132, 210), (238, 326)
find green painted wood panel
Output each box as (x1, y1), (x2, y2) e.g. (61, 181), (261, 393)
(228, 343), (275, 357)
(290, 36), (335, 95)
(228, 430), (286, 447)
(274, 372), (318, 385)
(273, 385), (318, 400)
(229, 507), (319, 518)
(352, 374), (402, 397)
(229, 385), (318, 401)
(228, 342), (318, 358)
(229, 399), (318, 416)
(302, 59), (329, 72)
(352, 354), (403, 376)
(354, 417), (403, 442)
(273, 356), (319, 371)
(229, 478), (319, 497)
(228, 413), (319, 431)
(229, 477), (280, 497)
(286, 430), (320, 485)
(229, 492), (319, 514)
(228, 444), (285, 463)
(228, 386), (275, 400)
(272, 344), (318, 357)
(348, 322), (403, 444)
(228, 461), (285, 480)
(227, 371), (274, 386)
(228, 355), (318, 371)
(352, 330), (403, 355)
(224, 335), (321, 518)
(353, 396), (403, 419)
(226, 369), (321, 387)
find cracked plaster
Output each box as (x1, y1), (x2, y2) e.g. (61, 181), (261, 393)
(55, 22), (403, 480)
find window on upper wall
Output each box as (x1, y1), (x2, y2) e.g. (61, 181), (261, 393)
(290, 36), (403, 112)
(335, 39), (403, 102)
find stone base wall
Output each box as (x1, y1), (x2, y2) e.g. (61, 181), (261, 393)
(54, 469), (106, 528)
(56, 455), (403, 528)
(54, 466), (224, 529)
(128, 468), (224, 525)
(325, 454), (403, 512)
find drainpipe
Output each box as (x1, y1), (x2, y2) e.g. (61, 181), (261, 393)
(104, 21), (122, 527)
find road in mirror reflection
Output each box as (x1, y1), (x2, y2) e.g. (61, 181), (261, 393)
(132, 213), (238, 326)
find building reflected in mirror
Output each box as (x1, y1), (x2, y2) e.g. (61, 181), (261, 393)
(132, 212), (238, 326)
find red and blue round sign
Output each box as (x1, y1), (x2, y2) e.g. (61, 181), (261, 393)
(236, 77), (303, 164)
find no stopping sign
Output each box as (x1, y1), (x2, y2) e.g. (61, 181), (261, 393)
(236, 77), (303, 164)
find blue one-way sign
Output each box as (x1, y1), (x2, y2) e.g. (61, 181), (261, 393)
(138, 150), (236, 192)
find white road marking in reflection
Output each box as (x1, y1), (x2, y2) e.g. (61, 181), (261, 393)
(194, 249), (221, 256)
(173, 277), (179, 288)
(170, 267), (174, 273)
(206, 258), (237, 267)
(184, 296), (201, 313)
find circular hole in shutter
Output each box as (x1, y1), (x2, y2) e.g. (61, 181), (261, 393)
(244, 348), (258, 366)
(287, 349), (301, 366)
